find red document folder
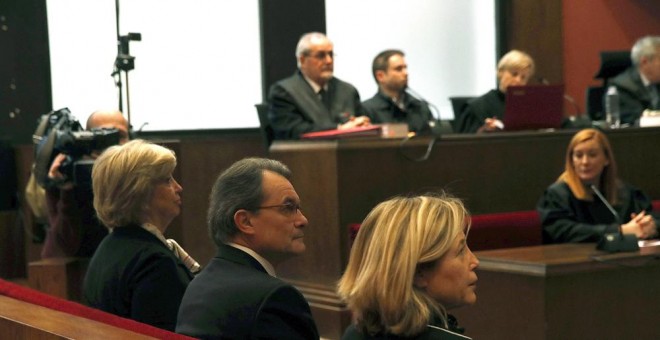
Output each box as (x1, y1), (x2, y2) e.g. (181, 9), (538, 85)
(300, 125), (382, 140)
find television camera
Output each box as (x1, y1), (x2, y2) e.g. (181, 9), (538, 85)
(33, 108), (121, 188)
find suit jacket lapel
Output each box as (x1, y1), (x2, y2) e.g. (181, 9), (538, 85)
(288, 72), (332, 125)
(630, 69), (653, 105)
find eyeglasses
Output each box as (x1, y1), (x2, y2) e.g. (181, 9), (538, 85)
(257, 202), (302, 216)
(306, 51), (334, 60)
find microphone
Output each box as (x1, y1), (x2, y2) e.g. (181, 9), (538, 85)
(538, 77), (582, 115)
(590, 184), (639, 252)
(405, 87), (440, 120)
(405, 87), (449, 135)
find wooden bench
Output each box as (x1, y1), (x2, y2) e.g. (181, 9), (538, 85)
(0, 294), (157, 339)
(0, 278), (193, 340)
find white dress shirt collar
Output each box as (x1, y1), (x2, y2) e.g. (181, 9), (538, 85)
(302, 73), (327, 94)
(226, 242), (277, 277)
(639, 69), (652, 87)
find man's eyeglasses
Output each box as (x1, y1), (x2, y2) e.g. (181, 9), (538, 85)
(257, 202), (302, 216)
(306, 51), (334, 60)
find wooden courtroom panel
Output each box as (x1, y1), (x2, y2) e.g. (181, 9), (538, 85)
(28, 257), (89, 302)
(0, 295), (157, 339)
(452, 244), (660, 339)
(269, 127), (660, 338)
(157, 134), (266, 268)
(0, 211), (22, 279)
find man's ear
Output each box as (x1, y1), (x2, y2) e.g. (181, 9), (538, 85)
(413, 268), (429, 289)
(375, 70), (386, 83)
(234, 209), (255, 235)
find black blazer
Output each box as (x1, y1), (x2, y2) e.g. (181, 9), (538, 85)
(176, 244), (319, 339)
(455, 89), (505, 133)
(267, 71), (363, 139)
(362, 91), (433, 134)
(82, 224), (194, 331)
(342, 320), (471, 340)
(537, 181), (654, 244)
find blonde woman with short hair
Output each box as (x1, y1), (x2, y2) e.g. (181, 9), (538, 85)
(456, 49), (535, 133)
(83, 139), (199, 331)
(338, 194), (478, 339)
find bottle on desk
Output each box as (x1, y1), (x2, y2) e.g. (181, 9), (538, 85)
(605, 86), (621, 128)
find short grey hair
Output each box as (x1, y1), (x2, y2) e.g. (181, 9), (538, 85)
(631, 35), (660, 66)
(207, 158), (292, 247)
(497, 49), (535, 76)
(295, 32), (332, 67)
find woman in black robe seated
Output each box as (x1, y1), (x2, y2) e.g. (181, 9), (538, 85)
(537, 128), (657, 243)
(338, 193), (479, 339)
(455, 49), (534, 133)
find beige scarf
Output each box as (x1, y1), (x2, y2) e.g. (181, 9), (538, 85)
(141, 223), (201, 274)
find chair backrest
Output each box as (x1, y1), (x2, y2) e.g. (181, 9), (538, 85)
(254, 103), (274, 150)
(449, 96), (476, 129)
(585, 86), (607, 121)
(594, 50), (631, 82)
(348, 209), (543, 254)
(468, 210), (542, 251)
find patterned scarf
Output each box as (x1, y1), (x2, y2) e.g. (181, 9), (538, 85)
(141, 223), (201, 274)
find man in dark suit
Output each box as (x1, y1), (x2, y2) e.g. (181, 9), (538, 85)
(607, 35), (660, 124)
(267, 32), (369, 140)
(362, 49), (433, 134)
(176, 158), (319, 339)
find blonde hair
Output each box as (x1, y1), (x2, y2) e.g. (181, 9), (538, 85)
(558, 128), (619, 203)
(337, 194), (469, 337)
(497, 49), (535, 77)
(92, 139), (176, 229)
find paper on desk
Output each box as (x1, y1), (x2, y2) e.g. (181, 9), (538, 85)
(638, 239), (660, 247)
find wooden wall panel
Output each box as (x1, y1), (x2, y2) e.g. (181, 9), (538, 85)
(500, 0), (564, 84)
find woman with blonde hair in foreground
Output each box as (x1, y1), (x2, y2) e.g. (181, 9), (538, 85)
(83, 140), (199, 331)
(338, 194), (479, 339)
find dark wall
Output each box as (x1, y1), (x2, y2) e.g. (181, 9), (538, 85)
(0, 141), (17, 210)
(0, 0), (51, 145)
(258, 0), (325, 101)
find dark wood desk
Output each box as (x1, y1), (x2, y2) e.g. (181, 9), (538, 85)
(268, 128), (660, 339)
(453, 243), (660, 340)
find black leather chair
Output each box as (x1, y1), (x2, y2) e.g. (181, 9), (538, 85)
(254, 103), (273, 151)
(449, 96), (476, 130)
(594, 50), (631, 80)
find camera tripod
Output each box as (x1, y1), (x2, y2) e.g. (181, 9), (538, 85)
(111, 0), (140, 128)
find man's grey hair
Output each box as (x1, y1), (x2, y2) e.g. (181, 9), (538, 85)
(207, 157), (292, 247)
(631, 35), (660, 66)
(295, 32), (331, 68)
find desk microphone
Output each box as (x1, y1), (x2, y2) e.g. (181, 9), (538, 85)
(406, 87), (439, 119)
(405, 87), (448, 136)
(538, 77), (582, 115)
(590, 184), (639, 252)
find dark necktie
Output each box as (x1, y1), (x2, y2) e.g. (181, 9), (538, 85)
(649, 84), (659, 110)
(318, 89), (330, 110)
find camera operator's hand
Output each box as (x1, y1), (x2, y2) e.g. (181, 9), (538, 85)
(48, 153), (74, 190)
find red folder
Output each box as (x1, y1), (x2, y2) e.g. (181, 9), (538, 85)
(300, 125), (381, 140)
